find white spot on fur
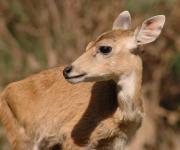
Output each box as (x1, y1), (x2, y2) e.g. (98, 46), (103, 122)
(67, 76), (86, 83)
(113, 134), (127, 150)
(117, 71), (136, 114)
(125, 37), (137, 50)
(33, 137), (43, 150)
(33, 144), (39, 150)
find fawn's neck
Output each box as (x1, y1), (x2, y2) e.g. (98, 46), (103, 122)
(116, 68), (143, 119)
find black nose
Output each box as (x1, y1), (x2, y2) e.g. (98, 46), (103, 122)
(63, 65), (73, 78)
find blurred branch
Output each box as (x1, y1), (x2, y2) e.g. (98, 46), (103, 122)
(15, 24), (41, 37)
(38, 6), (58, 67)
(0, 18), (23, 68)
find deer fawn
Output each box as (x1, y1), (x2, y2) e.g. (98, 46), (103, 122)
(0, 11), (165, 150)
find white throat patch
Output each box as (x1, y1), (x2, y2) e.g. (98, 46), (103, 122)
(118, 71), (136, 100)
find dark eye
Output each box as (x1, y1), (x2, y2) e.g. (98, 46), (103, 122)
(98, 46), (112, 55)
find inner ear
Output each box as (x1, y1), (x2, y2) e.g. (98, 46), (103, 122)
(112, 11), (131, 30)
(135, 15), (165, 45)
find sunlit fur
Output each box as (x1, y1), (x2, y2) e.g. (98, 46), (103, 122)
(69, 29), (139, 83)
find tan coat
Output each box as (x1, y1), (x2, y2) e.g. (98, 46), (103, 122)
(0, 67), (142, 150)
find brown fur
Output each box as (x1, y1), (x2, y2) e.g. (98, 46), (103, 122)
(0, 63), (143, 150)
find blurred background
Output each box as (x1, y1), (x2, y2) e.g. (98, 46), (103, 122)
(0, 0), (179, 150)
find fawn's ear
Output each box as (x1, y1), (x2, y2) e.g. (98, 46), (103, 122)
(112, 11), (131, 30)
(135, 15), (165, 45)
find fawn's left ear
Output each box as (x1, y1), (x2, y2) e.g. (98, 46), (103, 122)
(135, 15), (165, 45)
(112, 11), (131, 30)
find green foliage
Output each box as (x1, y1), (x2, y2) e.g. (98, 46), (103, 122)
(0, 49), (14, 73)
(0, 38), (14, 73)
(10, 0), (29, 23)
(16, 34), (47, 66)
(170, 52), (180, 81)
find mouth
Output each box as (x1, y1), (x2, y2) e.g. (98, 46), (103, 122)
(65, 73), (87, 79)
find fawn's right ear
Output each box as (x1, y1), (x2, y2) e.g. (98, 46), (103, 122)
(134, 15), (165, 45)
(112, 11), (131, 30)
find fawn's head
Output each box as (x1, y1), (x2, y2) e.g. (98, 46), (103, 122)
(63, 11), (165, 83)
